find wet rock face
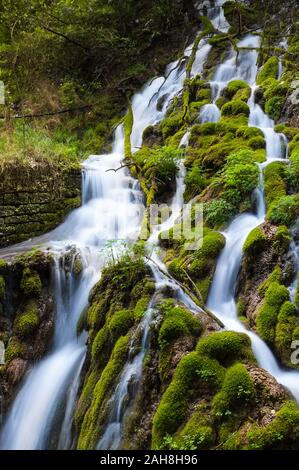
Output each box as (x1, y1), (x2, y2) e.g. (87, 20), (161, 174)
(0, 162), (81, 248)
(0, 252), (55, 408)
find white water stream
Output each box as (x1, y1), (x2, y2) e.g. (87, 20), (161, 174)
(1, 0), (299, 451)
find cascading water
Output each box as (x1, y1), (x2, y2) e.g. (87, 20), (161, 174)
(200, 34), (260, 123)
(206, 36), (299, 401)
(1, 1), (298, 452)
(0, 133), (144, 450)
(0, 4), (215, 448)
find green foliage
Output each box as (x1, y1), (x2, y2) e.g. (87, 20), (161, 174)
(158, 300), (202, 349)
(225, 159), (259, 195)
(243, 226), (267, 257)
(268, 195), (299, 227)
(14, 300), (39, 338)
(204, 198), (235, 228)
(160, 112), (184, 140)
(20, 267), (42, 297)
(212, 363), (255, 418)
(256, 282), (290, 343)
(170, 405), (213, 450)
(257, 57), (279, 85)
(184, 166), (206, 201)
(134, 146), (180, 200)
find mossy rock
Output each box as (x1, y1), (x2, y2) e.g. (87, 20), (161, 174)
(257, 57), (279, 85)
(5, 337), (25, 363)
(152, 351), (225, 449)
(14, 299), (40, 338)
(158, 300), (202, 349)
(256, 282), (290, 344)
(223, 80), (251, 102)
(247, 401), (299, 449)
(108, 309), (134, 341)
(78, 334), (130, 449)
(243, 226), (267, 257)
(275, 301), (299, 362)
(221, 100), (250, 117)
(20, 268), (42, 297)
(196, 331), (254, 366)
(212, 363), (255, 419)
(264, 161), (286, 208)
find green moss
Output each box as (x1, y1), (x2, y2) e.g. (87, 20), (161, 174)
(160, 112), (184, 140)
(158, 301), (202, 349)
(108, 309), (134, 340)
(184, 166), (206, 201)
(134, 296), (150, 321)
(78, 334), (130, 449)
(265, 96), (285, 121)
(269, 149), (287, 187)
(257, 57), (279, 85)
(221, 100), (250, 117)
(196, 331), (254, 366)
(152, 351), (225, 449)
(73, 257), (83, 276)
(0, 259), (7, 273)
(258, 266), (282, 298)
(5, 338), (25, 363)
(249, 136), (265, 150)
(243, 226), (267, 257)
(256, 282), (290, 343)
(223, 80), (251, 101)
(248, 401), (299, 449)
(236, 126), (263, 140)
(200, 231), (225, 257)
(275, 301), (298, 359)
(124, 104), (133, 158)
(133, 145), (180, 202)
(14, 299), (39, 338)
(273, 225), (291, 256)
(212, 363), (255, 419)
(91, 325), (109, 361)
(20, 268), (42, 297)
(174, 405), (213, 450)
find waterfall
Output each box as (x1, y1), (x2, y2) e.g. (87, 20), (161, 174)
(200, 34), (260, 123)
(206, 35), (299, 401)
(0, 129), (144, 450)
(2, 0), (298, 451)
